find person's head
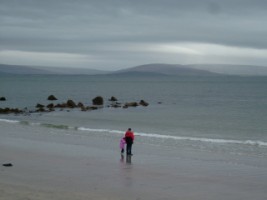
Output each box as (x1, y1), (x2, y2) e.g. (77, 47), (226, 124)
(128, 128), (131, 131)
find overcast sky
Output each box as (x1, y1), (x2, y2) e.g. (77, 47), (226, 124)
(1, 0), (267, 70)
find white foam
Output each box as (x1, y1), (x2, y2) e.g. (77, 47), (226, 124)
(0, 118), (20, 123)
(77, 127), (267, 147)
(136, 132), (267, 146)
(78, 127), (124, 134)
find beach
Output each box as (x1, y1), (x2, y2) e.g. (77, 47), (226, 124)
(1, 119), (267, 200)
(1, 74), (267, 199)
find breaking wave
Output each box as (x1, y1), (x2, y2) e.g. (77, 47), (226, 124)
(1, 118), (267, 147)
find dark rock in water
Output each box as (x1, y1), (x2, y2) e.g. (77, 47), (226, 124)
(3, 163), (13, 167)
(0, 107), (23, 114)
(92, 96), (104, 105)
(0, 107), (9, 113)
(0, 97), (6, 101)
(139, 100), (149, 106)
(48, 108), (55, 112)
(36, 107), (46, 112)
(12, 108), (23, 114)
(55, 103), (66, 108)
(47, 103), (54, 109)
(47, 95), (57, 101)
(110, 102), (121, 108)
(124, 102), (138, 107)
(36, 103), (45, 108)
(66, 99), (76, 108)
(77, 102), (84, 108)
(80, 105), (87, 111)
(109, 96), (118, 101)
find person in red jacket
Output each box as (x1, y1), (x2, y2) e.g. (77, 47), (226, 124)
(125, 128), (134, 155)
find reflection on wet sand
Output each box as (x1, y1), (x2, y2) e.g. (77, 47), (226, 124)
(126, 155), (132, 164)
(120, 154), (132, 164)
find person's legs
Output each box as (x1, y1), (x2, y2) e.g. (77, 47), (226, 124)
(128, 142), (132, 155)
(126, 143), (130, 155)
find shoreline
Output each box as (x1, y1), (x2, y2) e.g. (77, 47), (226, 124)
(1, 122), (267, 200)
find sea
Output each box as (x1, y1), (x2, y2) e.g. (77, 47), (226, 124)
(1, 74), (267, 159)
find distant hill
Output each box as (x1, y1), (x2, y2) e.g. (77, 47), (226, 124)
(1, 63), (267, 76)
(187, 64), (267, 76)
(0, 64), (51, 74)
(0, 64), (108, 75)
(112, 63), (217, 76)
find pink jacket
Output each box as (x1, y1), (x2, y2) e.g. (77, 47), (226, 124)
(120, 138), (126, 149)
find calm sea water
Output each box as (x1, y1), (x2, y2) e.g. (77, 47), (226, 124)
(1, 74), (267, 156)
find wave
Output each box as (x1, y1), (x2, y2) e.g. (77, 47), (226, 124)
(78, 127), (267, 147)
(0, 118), (20, 123)
(1, 118), (267, 147)
(40, 123), (70, 129)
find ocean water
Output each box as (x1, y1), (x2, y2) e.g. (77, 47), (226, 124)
(1, 74), (267, 157)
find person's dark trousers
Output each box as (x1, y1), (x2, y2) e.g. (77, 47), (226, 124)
(126, 137), (133, 155)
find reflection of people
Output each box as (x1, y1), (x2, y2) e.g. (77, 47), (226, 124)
(120, 137), (126, 154)
(126, 154), (131, 164)
(120, 154), (124, 162)
(125, 128), (134, 155)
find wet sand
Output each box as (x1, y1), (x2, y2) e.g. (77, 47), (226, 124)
(1, 124), (267, 200)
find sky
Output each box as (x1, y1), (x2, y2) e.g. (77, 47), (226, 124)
(1, 0), (267, 70)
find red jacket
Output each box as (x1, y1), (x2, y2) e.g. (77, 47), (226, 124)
(125, 130), (134, 141)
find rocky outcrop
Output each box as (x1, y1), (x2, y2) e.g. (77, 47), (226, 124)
(47, 95), (57, 101)
(123, 102), (139, 108)
(47, 103), (54, 109)
(66, 99), (77, 108)
(109, 96), (118, 101)
(0, 107), (23, 114)
(36, 103), (45, 108)
(2, 163), (13, 167)
(0, 95), (150, 115)
(77, 102), (84, 108)
(0, 97), (6, 101)
(92, 96), (104, 105)
(139, 100), (149, 106)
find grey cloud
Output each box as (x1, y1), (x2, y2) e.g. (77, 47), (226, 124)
(1, 0), (267, 69)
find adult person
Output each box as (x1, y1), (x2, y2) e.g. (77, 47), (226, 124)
(125, 128), (134, 155)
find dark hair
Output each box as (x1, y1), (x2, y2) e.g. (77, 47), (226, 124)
(128, 128), (131, 131)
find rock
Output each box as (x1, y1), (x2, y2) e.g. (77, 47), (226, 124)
(47, 95), (57, 101)
(112, 104), (121, 108)
(36, 108), (46, 112)
(124, 102), (138, 107)
(77, 102), (84, 108)
(36, 103), (45, 108)
(80, 106), (87, 111)
(47, 103), (54, 109)
(92, 96), (104, 105)
(0, 108), (9, 114)
(12, 108), (23, 114)
(89, 106), (98, 110)
(109, 96), (118, 101)
(66, 99), (76, 108)
(2, 163), (13, 167)
(0, 97), (6, 101)
(139, 100), (149, 106)
(0, 107), (23, 114)
(55, 103), (66, 108)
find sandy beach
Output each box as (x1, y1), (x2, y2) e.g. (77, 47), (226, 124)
(1, 121), (267, 200)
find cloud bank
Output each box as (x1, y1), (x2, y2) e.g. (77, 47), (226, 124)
(1, 0), (267, 70)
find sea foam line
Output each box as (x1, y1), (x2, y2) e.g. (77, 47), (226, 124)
(78, 127), (267, 147)
(1, 118), (266, 147)
(0, 118), (20, 123)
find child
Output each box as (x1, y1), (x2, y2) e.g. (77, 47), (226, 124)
(120, 137), (126, 154)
